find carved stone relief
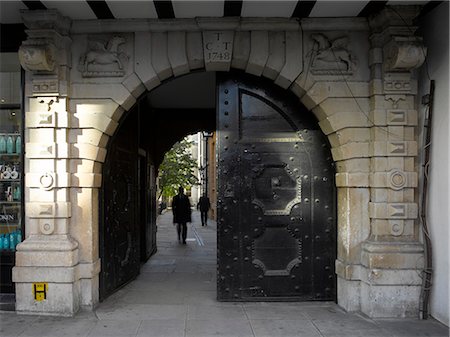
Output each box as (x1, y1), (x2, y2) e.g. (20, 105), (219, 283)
(310, 33), (355, 75)
(78, 36), (129, 77)
(384, 37), (426, 71)
(19, 44), (56, 72)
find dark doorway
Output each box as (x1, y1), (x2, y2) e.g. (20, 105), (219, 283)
(100, 71), (336, 302)
(216, 72), (336, 301)
(100, 107), (141, 300)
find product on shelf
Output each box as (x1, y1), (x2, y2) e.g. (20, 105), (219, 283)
(0, 136), (5, 153)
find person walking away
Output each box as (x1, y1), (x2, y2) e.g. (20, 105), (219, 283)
(197, 193), (211, 226)
(172, 187), (192, 244)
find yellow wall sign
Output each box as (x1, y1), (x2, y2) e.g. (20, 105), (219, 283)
(33, 283), (48, 301)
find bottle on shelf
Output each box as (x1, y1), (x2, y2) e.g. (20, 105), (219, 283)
(0, 235), (4, 249)
(0, 135), (6, 153)
(17, 230), (22, 246)
(15, 135), (21, 154)
(2, 234), (9, 250)
(9, 232), (15, 250)
(10, 166), (19, 179)
(13, 185), (20, 201)
(6, 136), (14, 154)
(6, 186), (12, 202)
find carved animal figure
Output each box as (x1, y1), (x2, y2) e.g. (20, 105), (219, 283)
(83, 36), (126, 71)
(311, 33), (353, 71)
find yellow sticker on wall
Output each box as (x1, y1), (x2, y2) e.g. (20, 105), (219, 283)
(33, 283), (48, 301)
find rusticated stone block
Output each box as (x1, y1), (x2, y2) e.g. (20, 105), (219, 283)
(26, 143), (57, 159)
(72, 109), (118, 136)
(303, 82), (369, 110)
(186, 32), (205, 70)
(14, 281), (80, 317)
(71, 143), (107, 162)
(246, 31), (269, 76)
(203, 31), (234, 71)
(328, 128), (370, 147)
(71, 99), (124, 122)
(69, 159), (102, 174)
(369, 202), (418, 219)
(262, 31), (285, 80)
(26, 202), (72, 218)
(151, 32), (173, 80)
(135, 32), (161, 91)
(26, 172), (70, 190)
(361, 241), (424, 269)
(336, 173), (369, 187)
(122, 73), (145, 98)
(361, 283), (421, 318)
(337, 188), (370, 263)
(335, 158), (370, 173)
(71, 83), (136, 111)
(371, 140), (418, 156)
(71, 173), (102, 188)
(69, 128), (109, 148)
(319, 112), (371, 135)
(331, 142), (370, 161)
(275, 30), (303, 89)
(231, 31), (250, 70)
(168, 31), (190, 77)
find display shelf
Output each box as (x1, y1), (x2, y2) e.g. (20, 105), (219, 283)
(0, 250), (15, 255)
(0, 202), (20, 205)
(0, 154), (20, 157)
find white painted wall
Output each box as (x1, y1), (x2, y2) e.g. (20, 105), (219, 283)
(418, 2), (449, 326)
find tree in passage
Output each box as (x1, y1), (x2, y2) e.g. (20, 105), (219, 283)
(158, 138), (199, 201)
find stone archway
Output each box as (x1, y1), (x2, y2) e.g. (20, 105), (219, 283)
(14, 8), (425, 317)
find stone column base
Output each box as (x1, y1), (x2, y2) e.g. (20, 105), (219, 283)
(361, 282), (421, 318)
(14, 279), (80, 317)
(12, 235), (81, 316)
(359, 241), (424, 318)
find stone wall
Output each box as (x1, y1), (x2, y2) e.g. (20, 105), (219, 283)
(13, 8), (426, 317)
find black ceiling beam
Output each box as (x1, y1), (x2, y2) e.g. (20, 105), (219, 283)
(291, 0), (316, 18)
(86, 1), (115, 20)
(22, 1), (47, 10)
(358, 1), (388, 17)
(0, 24), (27, 52)
(416, 1), (444, 20)
(224, 0), (243, 17)
(153, 0), (175, 19)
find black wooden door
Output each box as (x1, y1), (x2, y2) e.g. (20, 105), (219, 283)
(217, 73), (336, 301)
(100, 111), (140, 300)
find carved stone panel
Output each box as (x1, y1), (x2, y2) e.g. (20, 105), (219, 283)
(310, 33), (355, 75)
(78, 36), (129, 77)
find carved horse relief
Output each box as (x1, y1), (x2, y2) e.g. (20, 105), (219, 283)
(79, 36), (128, 77)
(310, 33), (355, 75)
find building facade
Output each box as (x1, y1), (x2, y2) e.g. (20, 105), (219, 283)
(0, 1), (447, 325)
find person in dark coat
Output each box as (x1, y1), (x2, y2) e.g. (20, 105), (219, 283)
(197, 193), (211, 226)
(172, 187), (192, 244)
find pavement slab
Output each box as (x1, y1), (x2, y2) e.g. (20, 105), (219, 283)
(0, 210), (448, 337)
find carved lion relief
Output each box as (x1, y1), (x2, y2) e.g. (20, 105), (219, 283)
(310, 33), (355, 75)
(78, 35), (129, 77)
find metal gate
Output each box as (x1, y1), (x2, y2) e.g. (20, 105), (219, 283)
(217, 73), (336, 301)
(100, 111), (140, 300)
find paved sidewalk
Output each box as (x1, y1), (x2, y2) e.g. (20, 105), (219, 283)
(1, 210), (448, 337)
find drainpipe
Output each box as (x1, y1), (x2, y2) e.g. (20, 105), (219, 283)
(419, 80), (434, 319)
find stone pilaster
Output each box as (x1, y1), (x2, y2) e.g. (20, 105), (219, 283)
(12, 10), (80, 316)
(363, 6), (425, 317)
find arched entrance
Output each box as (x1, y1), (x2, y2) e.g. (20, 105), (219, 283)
(15, 11), (426, 317)
(100, 71), (336, 301)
